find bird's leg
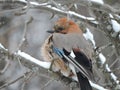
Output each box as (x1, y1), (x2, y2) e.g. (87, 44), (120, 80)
(49, 58), (55, 71)
(49, 57), (58, 71)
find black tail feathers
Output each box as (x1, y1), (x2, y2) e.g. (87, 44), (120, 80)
(77, 72), (92, 90)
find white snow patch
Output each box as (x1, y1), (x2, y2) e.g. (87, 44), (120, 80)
(90, 0), (104, 4)
(90, 81), (108, 90)
(109, 14), (120, 32)
(17, 50), (51, 69)
(19, 0), (27, 3)
(83, 28), (96, 48)
(106, 64), (119, 84)
(30, 1), (40, 5)
(19, 0), (48, 6)
(99, 53), (106, 64)
(74, 4), (78, 9)
(20, 0), (96, 23)
(0, 43), (5, 49)
(91, 20), (99, 24)
(68, 11), (95, 21)
(30, 2), (48, 6)
(115, 15), (120, 19)
(119, 34), (120, 40)
(0, 43), (8, 51)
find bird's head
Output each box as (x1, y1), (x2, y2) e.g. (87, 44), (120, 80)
(47, 17), (82, 34)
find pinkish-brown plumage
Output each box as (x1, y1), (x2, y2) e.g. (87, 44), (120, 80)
(41, 17), (93, 90)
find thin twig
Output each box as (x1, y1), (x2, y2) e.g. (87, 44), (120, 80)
(40, 79), (54, 90)
(109, 57), (120, 68)
(21, 71), (35, 90)
(0, 58), (10, 74)
(16, 16), (33, 52)
(0, 71), (31, 89)
(15, 16), (33, 70)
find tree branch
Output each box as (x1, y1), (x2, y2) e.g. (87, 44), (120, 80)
(0, 43), (108, 90)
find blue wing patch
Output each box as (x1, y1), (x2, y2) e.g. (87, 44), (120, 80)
(52, 46), (64, 58)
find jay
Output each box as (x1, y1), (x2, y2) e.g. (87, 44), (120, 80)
(41, 17), (94, 90)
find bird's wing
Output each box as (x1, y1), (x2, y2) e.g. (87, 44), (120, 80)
(52, 33), (94, 59)
(52, 33), (94, 80)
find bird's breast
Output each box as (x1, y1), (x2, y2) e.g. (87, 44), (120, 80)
(41, 35), (75, 77)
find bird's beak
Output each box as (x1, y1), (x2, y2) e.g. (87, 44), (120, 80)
(47, 30), (55, 33)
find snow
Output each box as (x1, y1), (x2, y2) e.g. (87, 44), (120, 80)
(0, 43), (8, 51)
(109, 14), (120, 32)
(69, 11), (90, 20)
(90, 81), (108, 90)
(83, 28), (96, 48)
(67, 11), (96, 21)
(106, 64), (119, 84)
(19, 0), (26, 3)
(91, 20), (99, 24)
(20, 0), (96, 23)
(0, 43), (5, 49)
(20, 0), (104, 5)
(99, 53), (106, 64)
(30, 2), (40, 6)
(17, 50), (51, 69)
(19, 0), (48, 6)
(74, 4), (78, 9)
(90, 0), (104, 4)
(115, 15), (120, 19)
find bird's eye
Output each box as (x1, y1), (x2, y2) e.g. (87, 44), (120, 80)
(58, 27), (64, 31)
(55, 27), (65, 32)
(54, 25), (65, 32)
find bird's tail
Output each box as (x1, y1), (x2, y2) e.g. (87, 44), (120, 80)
(77, 72), (92, 90)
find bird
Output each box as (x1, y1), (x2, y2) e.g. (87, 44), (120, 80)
(41, 17), (94, 90)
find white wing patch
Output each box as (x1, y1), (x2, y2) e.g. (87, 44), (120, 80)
(70, 50), (76, 58)
(69, 51), (78, 81)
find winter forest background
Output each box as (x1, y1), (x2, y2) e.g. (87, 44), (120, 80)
(0, 0), (120, 90)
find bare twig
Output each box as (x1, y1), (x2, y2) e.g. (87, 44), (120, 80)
(0, 71), (31, 89)
(40, 79), (54, 90)
(16, 16), (33, 52)
(0, 57), (10, 74)
(21, 71), (35, 90)
(109, 57), (120, 68)
(0, 1), (27, 14)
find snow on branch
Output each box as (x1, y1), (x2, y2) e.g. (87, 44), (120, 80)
(0, 44), (51, 71)
(17, 0), (120, 33)
(106, 64), (119, 84)
(17, 50), (51, 69)
(19, 0), (96, 23)
(19, 0), (120, 15)
(0, 43), (73, 85)
(0, 44), (109, 90)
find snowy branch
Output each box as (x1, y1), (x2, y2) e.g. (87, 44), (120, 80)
(19, 0), (97, 25)
(0, 44), (108, 90)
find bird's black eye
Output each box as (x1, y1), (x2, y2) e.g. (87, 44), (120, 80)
(54, 25), (65, 32)
(56, 27), (65, 32)
(58, 27), (64, 31)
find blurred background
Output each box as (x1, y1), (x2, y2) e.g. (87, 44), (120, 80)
(0, 0), (120, 90)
